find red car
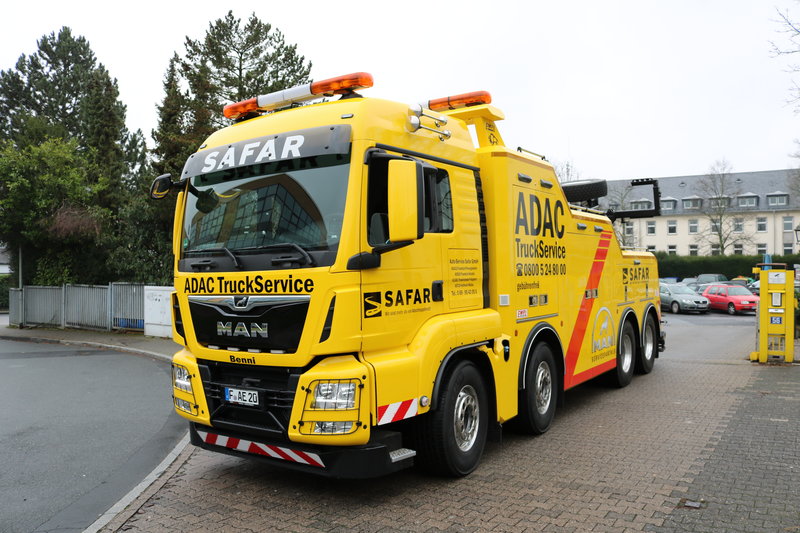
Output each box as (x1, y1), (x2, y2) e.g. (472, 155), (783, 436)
(702, 284), (760, 314)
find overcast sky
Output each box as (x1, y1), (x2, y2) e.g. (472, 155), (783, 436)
(2, 0), (799, 181)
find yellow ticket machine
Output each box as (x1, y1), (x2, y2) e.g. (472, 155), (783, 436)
(750, 264), (795, 363)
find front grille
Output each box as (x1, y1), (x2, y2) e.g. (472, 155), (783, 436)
(188, 295), (309, 352)
(198, 360), (301, 437)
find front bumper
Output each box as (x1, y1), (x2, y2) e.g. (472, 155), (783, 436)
(189, 423), (415, 479)
(684, 302), (708, 311)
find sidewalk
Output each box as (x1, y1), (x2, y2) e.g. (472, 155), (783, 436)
(0, 313), (182, 363)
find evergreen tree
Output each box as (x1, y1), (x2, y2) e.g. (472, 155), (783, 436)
(151, 55), (190, 178)
(181, 11), (312, 129)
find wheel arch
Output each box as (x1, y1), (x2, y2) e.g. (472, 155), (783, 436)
(430, 342), (497, 419)
(619, 307), (640, 355)
(518, 322), (565, 403)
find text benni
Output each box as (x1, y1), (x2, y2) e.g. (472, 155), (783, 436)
(184, 275), (314, 294)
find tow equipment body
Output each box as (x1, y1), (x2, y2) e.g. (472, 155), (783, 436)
(153, 72), (664, 478)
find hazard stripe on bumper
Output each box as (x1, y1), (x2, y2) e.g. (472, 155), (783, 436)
(196, 430), (325, 468)
(377, 398), (418, 425)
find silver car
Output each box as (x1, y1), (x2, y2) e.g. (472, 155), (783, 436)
(660, 284), (709, 314)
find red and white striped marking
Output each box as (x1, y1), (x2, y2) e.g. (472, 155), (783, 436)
(196, 430), (325, 468)
(377, 398), (418, 425)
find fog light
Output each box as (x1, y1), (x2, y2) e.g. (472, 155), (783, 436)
(172, 364), (192, 393)
(311, 380), (357, 410)
(175, 397), (193, 413)
(313, 421), (354, 434)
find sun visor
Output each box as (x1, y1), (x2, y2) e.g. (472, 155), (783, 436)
(181, 124), (351, 179)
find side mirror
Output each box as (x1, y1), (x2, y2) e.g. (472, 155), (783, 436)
(149, 174), (173, 199)
(387, 159), (424, 243)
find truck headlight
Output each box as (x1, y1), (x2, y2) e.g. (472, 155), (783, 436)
(174, 397), (194, 414)
(313, 421), (354, 434)
(311, 380), (357, 410)
(173, 364), (192, 393)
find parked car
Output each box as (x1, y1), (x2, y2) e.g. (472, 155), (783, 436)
(748, 280), (760, 295)
(701, 284), (759, 314)
(748, 278), (800, 296)
(680, 277), (697, 286)
(696, 273), (728, 284)
(660, 283), (709, 314)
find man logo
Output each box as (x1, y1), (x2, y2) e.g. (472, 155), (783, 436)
(363, 292), (382, 318)
(592, 307), (615, 352)
(233, 296), (249, 309)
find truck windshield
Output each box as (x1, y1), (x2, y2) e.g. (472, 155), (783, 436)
(181, 153), (349, 269)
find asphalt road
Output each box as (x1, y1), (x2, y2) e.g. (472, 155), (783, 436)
(0, 338), (186, 533)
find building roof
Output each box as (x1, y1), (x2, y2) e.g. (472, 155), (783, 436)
(600, 169), (800, 215)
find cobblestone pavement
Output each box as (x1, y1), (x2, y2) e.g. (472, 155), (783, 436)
(94, 313), (800, 533)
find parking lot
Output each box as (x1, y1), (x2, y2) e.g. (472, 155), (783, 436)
(98, 310), (799, 533)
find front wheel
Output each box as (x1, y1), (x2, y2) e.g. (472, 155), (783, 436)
(611, 321), (636, 388)
(512, 343), (557, 435)
(671, 301), (680, 314)
(727, 303), (737, 315)
(416, 360), (488, 477)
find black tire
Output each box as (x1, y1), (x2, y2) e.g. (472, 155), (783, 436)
(512, 343), (557, 435)
(612, 320), (635, 388)
(416, 360), (488, 477)
(727, 303), (736, 315)
(670, 301), (680, 314)
(636, 314), (657, 375)
(561, 179), (608, 203)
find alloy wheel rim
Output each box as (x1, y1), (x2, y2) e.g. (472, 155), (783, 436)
(453, 385), (479, 451)
(535, 361), (552, 414)
(621, 332), (634, 373)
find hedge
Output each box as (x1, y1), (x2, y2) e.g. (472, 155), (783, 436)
(0, 274), (9, 310)
(653, 252), (800, 281)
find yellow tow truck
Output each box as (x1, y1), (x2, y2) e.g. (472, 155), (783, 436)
(151, 72), (664, 478)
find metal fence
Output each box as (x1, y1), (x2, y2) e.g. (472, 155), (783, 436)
(9, 288), (22, 326)
(8, 283), (158, 331)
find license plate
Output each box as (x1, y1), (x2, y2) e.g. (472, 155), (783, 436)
(225, 387), (259, 406)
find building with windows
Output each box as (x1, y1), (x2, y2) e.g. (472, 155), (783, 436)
(0, 245), (10, 275)
(600, 169), (800, 256)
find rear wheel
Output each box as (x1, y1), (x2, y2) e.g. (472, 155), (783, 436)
(612, 321), (635, 388)
(416, 360), (488, 476)
(512, 343), (557, 435)
(636, 314), (657, 374)
(727, 303), (736, 315)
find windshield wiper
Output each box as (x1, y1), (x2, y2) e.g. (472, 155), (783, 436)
(185, 247), (242, 269)
(236, 243), (315, 266)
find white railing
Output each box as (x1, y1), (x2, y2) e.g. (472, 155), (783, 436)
(8, 283), (170, 332)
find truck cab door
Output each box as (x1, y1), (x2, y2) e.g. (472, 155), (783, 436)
(358, 153), (448, 352)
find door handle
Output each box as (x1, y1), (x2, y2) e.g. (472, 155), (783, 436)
(432, 280), (444, 302)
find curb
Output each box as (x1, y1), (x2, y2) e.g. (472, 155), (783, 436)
(84, 433), (192, 533)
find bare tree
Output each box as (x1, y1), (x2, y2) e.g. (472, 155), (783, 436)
(772, 7), (800, 201)
(606, 183), (635, 247)
(553, 160), (582, 183)
(771, 6), (800, 109)
(694, 159), (753, 255)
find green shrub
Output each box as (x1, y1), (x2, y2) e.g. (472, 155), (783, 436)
(654, 253), (800, 281)
(0, 274), (9, 309)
